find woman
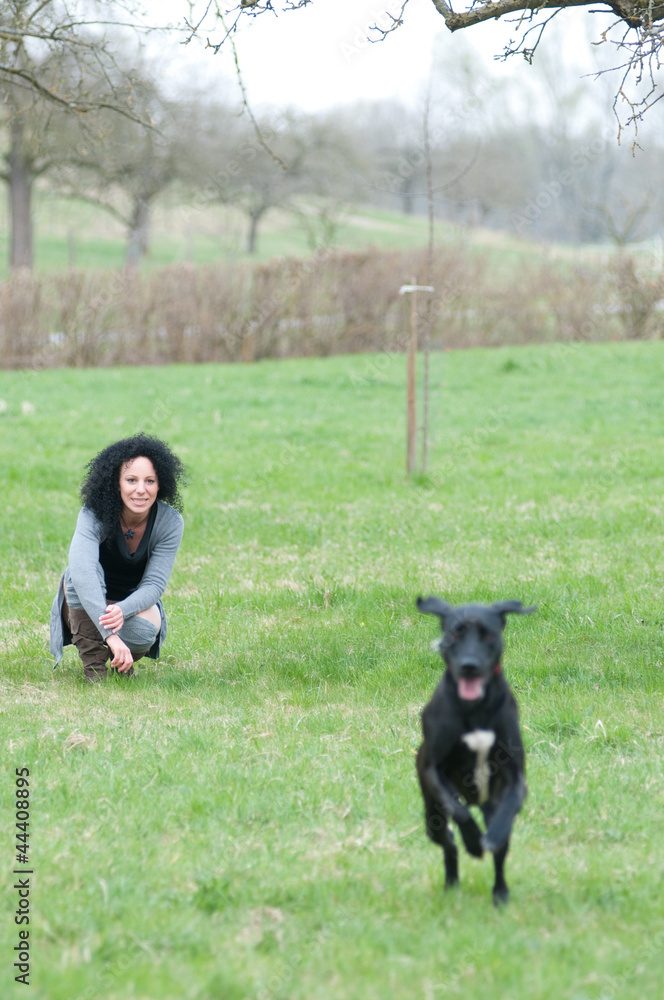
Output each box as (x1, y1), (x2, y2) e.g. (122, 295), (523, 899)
(50, 434), (185, 682)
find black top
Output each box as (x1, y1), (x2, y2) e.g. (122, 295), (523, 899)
(99, 504), (157, 602)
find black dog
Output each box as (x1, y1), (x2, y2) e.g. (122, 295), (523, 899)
(415, 596), (535, 904)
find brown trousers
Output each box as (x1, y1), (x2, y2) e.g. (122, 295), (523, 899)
(62, 596), (135, 681)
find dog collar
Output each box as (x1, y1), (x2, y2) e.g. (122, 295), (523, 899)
(493, 663), (502, 675)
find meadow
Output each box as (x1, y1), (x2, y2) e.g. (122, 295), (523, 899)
(0, 191), (438, 277)
(0, 186), (606, 276)
(1, 340), (664, 999)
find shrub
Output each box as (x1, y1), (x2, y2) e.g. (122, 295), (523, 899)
(0, 244), (659, 369)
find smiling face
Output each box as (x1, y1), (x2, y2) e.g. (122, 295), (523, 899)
(119, 456), (159, 522)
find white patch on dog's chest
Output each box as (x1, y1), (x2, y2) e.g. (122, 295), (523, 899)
(461, 729), (496, 805)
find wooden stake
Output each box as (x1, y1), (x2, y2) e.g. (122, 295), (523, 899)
(407, 286), (417, 475)
(399, 282), (434, 477)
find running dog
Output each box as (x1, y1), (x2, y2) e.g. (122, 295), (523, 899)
(415, 596), (535, 905)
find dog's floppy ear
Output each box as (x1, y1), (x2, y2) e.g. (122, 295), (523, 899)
(416, 596), (454, 625)
(491, 600), (537, 626)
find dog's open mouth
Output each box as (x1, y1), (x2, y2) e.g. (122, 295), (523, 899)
(458, 677), (485, 701)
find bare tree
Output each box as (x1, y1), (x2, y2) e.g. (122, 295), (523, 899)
(194, 107), (360, 255)
(0, 1), (173, 269)
(51, 74), (193, 269)
(0, 81), (55, 268)
(193, 0), (664, 136)
(367, 102), (429, 216)
(0, 1), (169, 109)
(287, 111), (366, 250)
(207, 111), (304, 255)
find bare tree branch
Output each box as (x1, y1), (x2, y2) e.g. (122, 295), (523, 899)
(367, 1), (411, 42)
(428, 0), (614, 32)
(211, 9), (289, 169)
(0, 1), (178, 116)
(0, 64), (158, 127)
(183, 0), (664, 137)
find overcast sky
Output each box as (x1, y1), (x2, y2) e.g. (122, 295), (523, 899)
(135, 0), (664, 149)
(212, 0), (486, 109)
(152, 1), (617, 114)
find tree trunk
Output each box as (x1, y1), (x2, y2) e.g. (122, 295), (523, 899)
(125, 196), (150, 270)
(8, 118), (34, 270)
(400, 175), (415, 215)
(247, 208), (265, 255)
(422, 92), (434, 477)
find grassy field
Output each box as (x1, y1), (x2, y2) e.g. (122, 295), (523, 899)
(0, 190), (440, 276)
(0, 186), (608, 279)
(1, 341), (664, 999)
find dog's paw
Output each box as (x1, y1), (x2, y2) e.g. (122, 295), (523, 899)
(492, 885), (509, 907)
(459, 819), (484, 858)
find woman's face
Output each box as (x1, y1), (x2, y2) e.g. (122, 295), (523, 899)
(119, 456), (159, 519)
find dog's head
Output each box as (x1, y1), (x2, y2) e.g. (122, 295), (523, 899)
(417, 596), (535, 703)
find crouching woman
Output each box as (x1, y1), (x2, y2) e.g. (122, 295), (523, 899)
(50, 434), (185, 682)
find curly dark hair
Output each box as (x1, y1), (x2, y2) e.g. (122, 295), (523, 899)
(80, 434), (185, 536)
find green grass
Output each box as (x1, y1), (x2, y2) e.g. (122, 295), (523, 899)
(2, 186), (601, 278)
(1, 341), (664, 998)
(0, 190), (438, 276)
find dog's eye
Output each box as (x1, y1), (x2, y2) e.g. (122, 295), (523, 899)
(451, 624), (467, 639)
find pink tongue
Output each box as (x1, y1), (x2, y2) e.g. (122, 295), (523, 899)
(458, 677), (483, 701)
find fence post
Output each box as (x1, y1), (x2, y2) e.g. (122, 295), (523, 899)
(399, 282), (435, 477)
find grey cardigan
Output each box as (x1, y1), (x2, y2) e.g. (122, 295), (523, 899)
(50, 501), (184, 666)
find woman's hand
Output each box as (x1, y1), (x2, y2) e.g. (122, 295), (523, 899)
(105, 634), (134, 672)
(99, 604), (124, 633)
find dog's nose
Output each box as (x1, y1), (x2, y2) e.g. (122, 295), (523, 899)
(460, 662), (481, 677)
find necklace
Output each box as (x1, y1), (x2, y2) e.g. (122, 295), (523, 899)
(120, 514), (148, 540)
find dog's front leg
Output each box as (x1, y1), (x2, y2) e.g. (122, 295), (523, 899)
(417, 746), (461, 887)
(423, 764), (484, 858)
(423, 798), (460, 888)
(490, 841), (510, 906)
(481, 776), (527, 853)
(480, 801), (516, 906)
